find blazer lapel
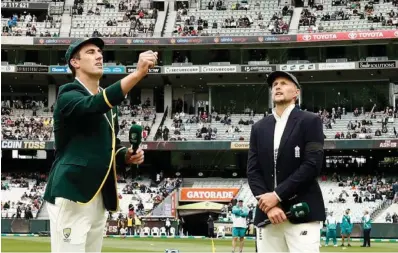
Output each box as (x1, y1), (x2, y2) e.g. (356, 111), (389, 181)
(266, 117), (276, 163)
(277, 109), (299, 160)
(75, 80), (114, 131)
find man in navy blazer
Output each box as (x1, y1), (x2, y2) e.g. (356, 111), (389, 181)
(247, 71), (326, 252)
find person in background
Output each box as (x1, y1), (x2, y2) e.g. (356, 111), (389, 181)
(340, 209), (352, 247)
(361, 210), (372, 247)
(232, 199), (249, 253)
(207, 214), (215, 238)
(325, 212), (338, 247)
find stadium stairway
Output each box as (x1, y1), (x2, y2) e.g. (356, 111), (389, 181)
(60, 14), (72, 37)
(147, 113), (167, 140)
(288, 7), (303, 34)
(163, 10), (177, 37)
(154, 2), (168, 36)
(374, 203), (398, 223)
(36, 202), (49, 220)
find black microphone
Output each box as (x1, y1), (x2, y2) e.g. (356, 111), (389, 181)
(129, 124), (143, 154)
(128, 124), (143, 171)
(257, 202), (309, 227)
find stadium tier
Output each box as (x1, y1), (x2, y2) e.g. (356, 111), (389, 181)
(1, 0), (397, 37)
(1, 0), (398, 246)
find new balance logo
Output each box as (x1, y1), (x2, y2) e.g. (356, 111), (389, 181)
(300, 231), (307, 236)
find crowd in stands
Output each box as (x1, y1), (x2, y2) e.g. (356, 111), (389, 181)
(2, 12), (60, 37)
(119, 176), (181, 218)
(268, 11), (290, 34)
(316, 105), (398, 139)
(173, 1), (290, 37)
(71, 0), (157, 38)
(300, 0), (398, 32)
(385, 212), (398, 223)
(325, 171), (396, 203)
(1, 173), (46, 219)
(1, 98), (156, 141)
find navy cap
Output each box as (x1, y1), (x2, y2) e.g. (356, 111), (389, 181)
(65, 38), (104, 66)
(267, 71), (301, 89)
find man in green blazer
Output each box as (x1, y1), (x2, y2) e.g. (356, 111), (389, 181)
(43, 38), (158, 252)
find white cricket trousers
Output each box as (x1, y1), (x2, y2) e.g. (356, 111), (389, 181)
(256, 221), (320, 253)
(47, 192), (107, 252)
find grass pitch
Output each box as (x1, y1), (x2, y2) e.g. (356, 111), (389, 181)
(1, 237), (397, 252)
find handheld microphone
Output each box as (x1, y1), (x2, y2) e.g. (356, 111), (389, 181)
(257, 202), (309, 227)
(128, 124), (143, 172)
(129, 124), (143, 155)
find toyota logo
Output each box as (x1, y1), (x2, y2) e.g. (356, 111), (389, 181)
(348, 32), (357, 39)
(302, 34), (312, 41)
(394, 31), (398, 38)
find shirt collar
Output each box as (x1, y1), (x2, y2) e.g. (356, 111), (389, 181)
(272, 104), (296, 121)
(75, 77), (101, 95)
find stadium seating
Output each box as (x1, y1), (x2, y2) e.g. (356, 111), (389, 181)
(1, 102), (161, 141)
(1, 174), (45, 219)
(1, 0), (398, 37)
(160, 111), (398, 141)
(171, 0), (291, 36)
(185, 176), (396, 223)
(299, 0), (398, 33)
(374, 203), (398, 223)
(3, 102), (397, 141)
(70, 0), (157, 37)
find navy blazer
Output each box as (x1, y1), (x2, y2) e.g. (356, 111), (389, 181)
(247, 108), (326, 226)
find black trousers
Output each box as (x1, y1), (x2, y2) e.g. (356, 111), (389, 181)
(208, 227), (214, 238)
(363, 228), (371, 246)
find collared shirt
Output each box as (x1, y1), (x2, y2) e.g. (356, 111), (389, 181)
(75, 77), (101, 95)
(272, 104), (295, 153)
(271, 103), (295, 201)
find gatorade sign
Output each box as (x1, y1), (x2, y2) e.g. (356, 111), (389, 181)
(179, 188), (239, 202)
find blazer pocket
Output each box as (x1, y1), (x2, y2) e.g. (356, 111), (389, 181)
(61, 156), (88, 167)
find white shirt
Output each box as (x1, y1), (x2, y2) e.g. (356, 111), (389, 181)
(272, 104), (295, 160)
(75, 77), (100, 95)
(271, 104), (296, 200)
(326, 216), (337, 225)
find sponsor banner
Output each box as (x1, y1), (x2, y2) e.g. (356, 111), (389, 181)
(318, 62), (356, 70)
(241, 65), (276, 73)
(105, 220), (118, 235)
(201, 66), (237, 73)
(49, 65), (127, 74)
(1, 65), (16, 73)
(259, 35), (297, 43)
(297, 30), (398, 42)
(230, 142), (249, 149)
(49, 66), (71, 73)
(1, 140), (46, 150)
(2, 139), (397, 151)
(16, 65), (48, 73)
(33, 35), (297, 46)
(378, 140), (398, 148)
(1, 2), (48, 9)
(358, 61), (397, 69)
(103, 66), (126, 74)
(179, 188), (240, 202)
(126, 66), (161, 74)
(279, 63), (316, 72)
(164, 66), (200, 74)
(214, 222), (255, 236)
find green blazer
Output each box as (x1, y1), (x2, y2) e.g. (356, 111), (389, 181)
(43, 79), (128, 212)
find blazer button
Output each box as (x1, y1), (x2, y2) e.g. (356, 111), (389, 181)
(271, 174), (274, 177)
